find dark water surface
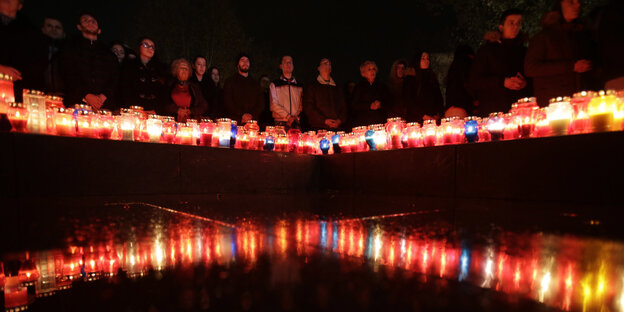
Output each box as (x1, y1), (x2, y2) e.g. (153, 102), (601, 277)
(2, 202), (623, 312)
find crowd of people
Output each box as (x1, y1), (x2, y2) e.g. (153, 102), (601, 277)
(1, 0), (622, 132)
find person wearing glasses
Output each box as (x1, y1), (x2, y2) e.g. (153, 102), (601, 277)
(120, 38), (166, 113)
(58, 12), (119, 110)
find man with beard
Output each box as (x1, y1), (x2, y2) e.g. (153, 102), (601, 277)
(58, 12), (118, 109)
(223, 54), (264, 124)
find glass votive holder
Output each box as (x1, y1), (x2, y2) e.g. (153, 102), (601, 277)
(405, 122), (422, 148)
(216, 118), (232, 148)
(7, 102), (28, 132)
(94, 109), (114, 139)
(45, 95), (64, 110)
(487, 113), (505, 141)
(162, 116), (177, 144)
(76, 109), (95, 138)
(177, 123), (194, 145)
(264, 134), (275, 151)
(464, 117), (479, 143)
(515, 97), (538, 138)
(146, 115), (163, 143)
(199, 118), (214, 146)
(570, 91), (594, 134)
(546, 96), (572, 136)
(588, 90), (617, 133)
(119, 108), (136, 141)
(352, 126), (368, 152)
(385, 117), (405, 149)
(422, 119), (437, 147)
(288, 128), (302, 153)
(54, 107), (75, 136)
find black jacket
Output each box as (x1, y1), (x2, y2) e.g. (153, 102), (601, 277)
(223, 74), (264, 123)
(402, 69), (444, 122)
(469, 35), (531, 116)
(525, 11), (596, 107)
(164, 81), (209, 120)
(350, 79), (390, 127)
(59, 36), (119, 108)
(303, 79), (347, 130)
(190, 74), (219, 118)
(0, 13), (48, 100)
(121, 58), (167, 112)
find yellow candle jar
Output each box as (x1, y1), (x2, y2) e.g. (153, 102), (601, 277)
(588, 90), (617, 133)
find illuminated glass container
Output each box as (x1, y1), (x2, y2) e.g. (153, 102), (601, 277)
(352, 126), (368, 152)
(7, 102), (28, 132)
(162, 116), (177, 144)
(422, 119), (437, 147)
(486, 113), (505, 141)
(146, 115), (164, 143)
(405, 122), (421, 148)
(546, 97), (573, 136)
(514, 97), (538, 138)
(216, 118), (232, 148)
(23, 90), (46, 134)
(54, 107), (75, 136)
(385, 117), (405, 149)
(288, 128), (302, 153)
(199, 119), (214, 146)
(588, 90), (617, 133)
(570, 91), (594, 134)
(245, 120), (260, 150)
(75, 109), (95, 138)
(95, 110), (114, 139)
(464, 117), (479, 143)
(119, 108), (136, 141)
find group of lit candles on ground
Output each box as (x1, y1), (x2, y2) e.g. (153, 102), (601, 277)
(2, 75), (623, 154)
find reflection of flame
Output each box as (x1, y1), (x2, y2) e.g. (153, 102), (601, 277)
(539, 272), (551, 303)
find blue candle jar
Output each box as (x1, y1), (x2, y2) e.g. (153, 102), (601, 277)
(464, 117), (479, 143)
(320, 137), (330, 155)
(365, 129), (376, 151)
(331, 133), (342, 154)
(264, 135), (275, 151)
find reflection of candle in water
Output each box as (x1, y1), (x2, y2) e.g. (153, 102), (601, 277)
(4, 277), (28, 308)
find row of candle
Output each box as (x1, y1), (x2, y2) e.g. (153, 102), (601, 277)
(2, 87), (623, 154)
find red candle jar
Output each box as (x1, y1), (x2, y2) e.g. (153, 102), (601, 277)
(161, 117), (176, 144)
(478, 117), (491, 142)
(503, 113), (519, 140)
(199, 118), (214, 146)
(287, 128), (302, 153)
(514, 97), (538, 138)
(0, 73), (15, 108)
(570, 91), (594, 134)
(45, 95), (64, 110)
(4, 276), (27, 309)
(54, 107), (75, 136)
(94, 110), (113, 139)
(422, 119), (437, 147)
(533, 108), (550, 137)
(7, 102), (28, 132)
(76, 110), (95, 138)
(256, 132), (266, 150)
(177, 123), (194, 145)
(303, 131), (317, 154)
(352, 126), (368, 152)
(405, 122), (422, 148)
(385, 117), (405, 149)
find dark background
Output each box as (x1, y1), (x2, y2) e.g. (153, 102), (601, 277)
(20, 0), (608, 84)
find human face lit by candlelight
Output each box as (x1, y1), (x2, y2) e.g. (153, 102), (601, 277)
(0, 0), (22, 19)
(111, 44), (125, 63)
(77, 14), (100, 38)
(361, 64), (377, 84)
(193, 57), (206, 77)
(561, 0), (581, 22)
(139, 39), (155, 61)
(420, 52), (430, 70)
(280, 56), (294, 77)
(238, 56), (250, 74)
(176, 63), (191, 82)
(42, 18), (65, 40)
(318, 59), (332, 77)
(210, 68), (220, 85)
(499, 14), (522, 39)
(396, 63), (405, 79)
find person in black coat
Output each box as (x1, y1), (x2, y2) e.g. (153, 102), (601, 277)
(302, 58), (347, 131)
(58, 13), (119, 110)
(525, 1), (596, 107)
(469, 9), (531, 116)
(350, 61), (391, 127)
(222, 54), (264, 124)
(191, 56), (218, 118)
(446, 45), (475, 116)
(120, 38), (166, 112)
(164, 58), (208, 122)
(402, 51), (444, 122)
(0, 1), (48, 101)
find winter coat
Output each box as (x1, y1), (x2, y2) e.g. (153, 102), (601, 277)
(222, 74), (264, 123)
(190, 74), (219, 118)
(120, 58), (167, 112)
(303, 78), (347, 130)
(524, 11), (596, 107)
(164, 81), (208, 120)
(469, 33), (531, 116)
(59, 36), (119, 108)
(402, 69), (444, 122)
(350, 78), (391, 127)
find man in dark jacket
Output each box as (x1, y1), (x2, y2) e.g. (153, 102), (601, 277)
(469, 9), (531, 116)
(59, 12), (119, 109)
(525, 0), (595, 107)
(350, 60), (390, 127)
(303, 58), (346, 130)
(41, 16), (65, 94)
(222, 54), (264, 124)
(0, 0), (48, 100)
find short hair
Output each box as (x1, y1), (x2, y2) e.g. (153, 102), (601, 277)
(500, 8), (524, 24)
(234, 53), (250, 66)
(280, 55), (293, 64)
(193, 55), (206, 64)
(171, 58), (191, 76)
(359, 60), (378, 74)
(78, 11), (99, 24)
(208, 66), (219, 73)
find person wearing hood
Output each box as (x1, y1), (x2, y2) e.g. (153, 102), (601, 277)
(350, 60), (391, 127)
(402, 50), (444, 122)
(525, 0), (596, 107)
(469, 9), (531, 116)
(222, 53), (264, 124)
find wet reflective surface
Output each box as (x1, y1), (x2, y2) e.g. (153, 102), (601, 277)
(2, 202), (624, 311)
